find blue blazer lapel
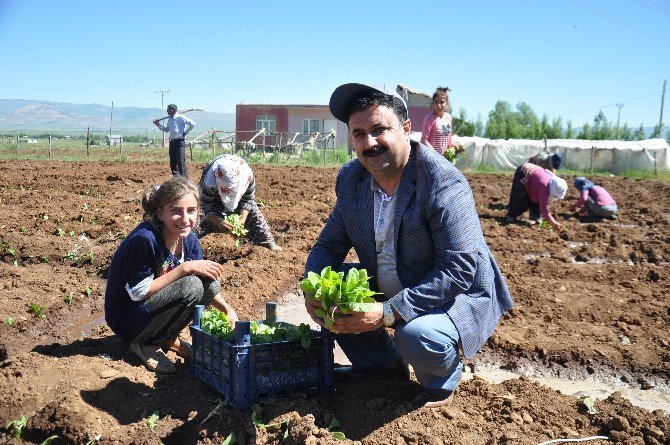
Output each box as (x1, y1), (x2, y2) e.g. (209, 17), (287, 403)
(394, 145), (417, 243)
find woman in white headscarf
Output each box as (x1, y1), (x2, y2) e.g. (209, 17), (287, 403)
(505, 163), (567, 230)
(198, 154), (282, 251)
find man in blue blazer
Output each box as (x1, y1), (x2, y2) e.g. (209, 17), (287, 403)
(304, 83), (513, 408)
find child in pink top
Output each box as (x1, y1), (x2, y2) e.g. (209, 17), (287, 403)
(421, 87), (453, 155)
(573, 177), (618, 219)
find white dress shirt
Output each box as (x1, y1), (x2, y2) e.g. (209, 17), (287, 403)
(157, 113), (196, 140)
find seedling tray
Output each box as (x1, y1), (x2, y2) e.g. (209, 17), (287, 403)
(189, 303), (334, 409)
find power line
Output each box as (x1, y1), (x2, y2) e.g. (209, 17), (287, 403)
(555, 90), (662, 117)
(632, 0), (670, 18)
(570, 0), (667, 43)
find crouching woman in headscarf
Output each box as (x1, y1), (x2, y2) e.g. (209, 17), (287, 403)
(198, 154), (282, 251)
(572, 176), (618, 219)
(505, 163), (568, 230)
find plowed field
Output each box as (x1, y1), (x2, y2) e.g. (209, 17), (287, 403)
(0, 159), (668, 444)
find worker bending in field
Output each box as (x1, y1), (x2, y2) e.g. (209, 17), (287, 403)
(505, 163), (567, 229)
(198, 154), (282, 252)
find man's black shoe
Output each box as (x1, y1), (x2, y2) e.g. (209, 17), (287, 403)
(334, 359), (410, 382)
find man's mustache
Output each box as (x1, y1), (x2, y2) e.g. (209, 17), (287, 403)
(362, 145), (388, 156)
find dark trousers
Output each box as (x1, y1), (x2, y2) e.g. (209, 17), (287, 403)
(134, 276), (219, 345)
(169, 138), (187, 177)
(507, 166), (540, 220)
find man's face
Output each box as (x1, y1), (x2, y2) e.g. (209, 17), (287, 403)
(167, 107), (176, 116)
(348, 105), (411, 178)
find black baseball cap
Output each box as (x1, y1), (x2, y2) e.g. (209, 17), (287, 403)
(328, 83), (407, 123)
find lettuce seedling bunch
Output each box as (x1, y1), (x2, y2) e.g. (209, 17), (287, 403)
(201, 308), (313, 347)
(200, 307), (234, 340)
(300, 266), (379, 328)
(224, 214), (248, 237)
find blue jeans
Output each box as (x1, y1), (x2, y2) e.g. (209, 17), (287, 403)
(334, 307), (462, 397)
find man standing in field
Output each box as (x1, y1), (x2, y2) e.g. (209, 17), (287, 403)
(153, 104), (196, 178)
(304, 83), (513, 408)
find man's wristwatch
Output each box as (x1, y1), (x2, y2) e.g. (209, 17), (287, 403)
(382, 301), (396, 327)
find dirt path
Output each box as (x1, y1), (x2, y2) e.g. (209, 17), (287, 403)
(0, 160), (667, 444)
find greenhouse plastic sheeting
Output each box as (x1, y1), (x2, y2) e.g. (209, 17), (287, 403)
(409, 133), (669, 173)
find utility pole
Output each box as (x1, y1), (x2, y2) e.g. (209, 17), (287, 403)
(659, 80), (666, 130)
(615, 103), (623, 139)
(109, 101), (113, 148)
(155, 89), (170, 147)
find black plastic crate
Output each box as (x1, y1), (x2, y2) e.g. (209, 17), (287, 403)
(189, 302), (334, 409)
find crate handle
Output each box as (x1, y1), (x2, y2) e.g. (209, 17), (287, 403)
(236, 321), (252, 346)
(265, 301), (278, 324)
(193, 305), (205, 328)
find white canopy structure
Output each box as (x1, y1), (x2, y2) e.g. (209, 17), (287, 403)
(410, 133), (670, 173)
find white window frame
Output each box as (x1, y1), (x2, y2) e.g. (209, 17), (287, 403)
(256, 115), (276, 135)
(302, 118), (320, 134)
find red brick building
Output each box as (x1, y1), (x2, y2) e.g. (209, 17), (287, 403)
(235, 86), (434, 149)
(235, 104), (348, 148)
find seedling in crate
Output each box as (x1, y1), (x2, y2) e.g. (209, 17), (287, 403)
(28, 302), (47, 319)
(6, 246), (16, 256)
(84, 286), (92, 297)
(65, 292), (74, 305)
(5, 316), (14, 327)
(6, 414), (28, 439)
(55, 227), (66, 237)
(200, 308), (313, 347)
(225, 214), (248, 237)
(40, 436), (59, 444)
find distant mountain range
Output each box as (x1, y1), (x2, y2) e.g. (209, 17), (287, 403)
(0, 99), (235, 135)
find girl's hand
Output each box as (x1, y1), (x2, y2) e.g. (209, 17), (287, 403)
(226, 310), (238, 329)
(181, 260), (224, 280)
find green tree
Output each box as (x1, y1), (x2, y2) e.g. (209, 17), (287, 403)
(650, 122), (663, 138)
(453, 108), (476, 136)
(666, 129), (670, 144)
(577, 123), (591, 139)
(565, 121), (574, 139)
(474, 114), (484, 137)
(591, 111), (613, 140)
(515, 102), (540, 139)
(485, 101), (514, 139)
(633, 124), (646, 140)
(620, 123), (632, 141)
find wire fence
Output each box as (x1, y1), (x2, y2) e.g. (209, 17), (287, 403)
(0, 129), (353, 167)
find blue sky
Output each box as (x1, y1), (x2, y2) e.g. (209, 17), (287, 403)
(1, 0), (668, 128)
